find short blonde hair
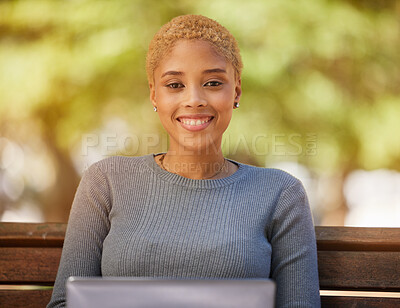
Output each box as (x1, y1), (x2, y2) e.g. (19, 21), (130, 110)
(146, 15), (243, 84)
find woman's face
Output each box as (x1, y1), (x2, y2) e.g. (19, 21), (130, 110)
(150, 39), (241, 155)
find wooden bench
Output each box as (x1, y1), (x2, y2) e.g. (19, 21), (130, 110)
(1, 223), (399, 307)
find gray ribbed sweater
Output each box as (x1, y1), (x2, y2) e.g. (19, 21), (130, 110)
(47, 154), (320, 308)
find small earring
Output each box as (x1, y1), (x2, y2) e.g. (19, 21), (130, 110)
(153, 106), (157, 112)
(234, 102), (240, 109)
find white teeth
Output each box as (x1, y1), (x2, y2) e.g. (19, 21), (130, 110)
(180, 117), (211, 126)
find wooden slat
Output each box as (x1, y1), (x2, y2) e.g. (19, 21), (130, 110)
(0, 289), (53, 308)
(0, 222), (66, 247)
(2, 224), (399, 250)
(0, 247), (62, 284)
(321, 296), (400, 308)
(318, 251), (400, 291)
(315, 226), (400, 251)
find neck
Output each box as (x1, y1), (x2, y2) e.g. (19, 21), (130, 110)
(158, 148), (227, 180)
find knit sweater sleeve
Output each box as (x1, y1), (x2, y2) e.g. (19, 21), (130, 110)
(268, 180), (321, 308)
(47, 164), (111, 308)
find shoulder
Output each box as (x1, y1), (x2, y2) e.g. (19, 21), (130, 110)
(238, 162), (302, 191)
(86, 155), (148, 175)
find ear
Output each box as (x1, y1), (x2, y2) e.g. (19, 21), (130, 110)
(234, 78), (242, 103)
(149, 83), (157, 108)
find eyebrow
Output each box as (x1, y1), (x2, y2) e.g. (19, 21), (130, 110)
(161, 71), (183, 78)
(203, 68), (227, 75)
(160, 68), (227, 78)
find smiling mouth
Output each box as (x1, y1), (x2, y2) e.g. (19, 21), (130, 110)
(177, 116), (213, 126)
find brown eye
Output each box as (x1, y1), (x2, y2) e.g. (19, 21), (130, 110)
(204, 81), (222, 87)
(167, 83), (184, 89)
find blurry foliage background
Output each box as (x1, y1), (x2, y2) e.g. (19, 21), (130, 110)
(0, 0), (399, 225)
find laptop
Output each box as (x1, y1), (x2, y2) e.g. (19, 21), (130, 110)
(66, 277), (275, 308)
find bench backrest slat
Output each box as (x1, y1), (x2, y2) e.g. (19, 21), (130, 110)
(0, 289), (53, 308)
(0, 247), (62, 284)
(0, 223), (65, 247)
(321, 296), (400, 308)
(318, 250), (400, 291)
(316, 226), (400, 251)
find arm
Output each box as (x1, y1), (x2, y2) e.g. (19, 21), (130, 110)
(267, 180), (320, 308)
(47, 164), (111, 308)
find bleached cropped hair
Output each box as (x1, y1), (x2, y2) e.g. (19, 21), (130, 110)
(146, 15), (243, 83)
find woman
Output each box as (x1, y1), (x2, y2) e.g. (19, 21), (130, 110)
(48, 15), (320, 307)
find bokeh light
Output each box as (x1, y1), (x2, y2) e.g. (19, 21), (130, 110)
(0, 0), (399, 225)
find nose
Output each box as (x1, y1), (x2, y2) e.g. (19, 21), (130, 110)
(183, 86), (207, 108)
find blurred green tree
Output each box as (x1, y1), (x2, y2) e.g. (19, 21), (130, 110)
(0, 0), (399, 223)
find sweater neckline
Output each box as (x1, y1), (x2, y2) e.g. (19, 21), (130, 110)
(144, 153), (248, 189)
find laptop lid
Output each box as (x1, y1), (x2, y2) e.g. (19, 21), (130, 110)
(66, 277), (275, 308)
